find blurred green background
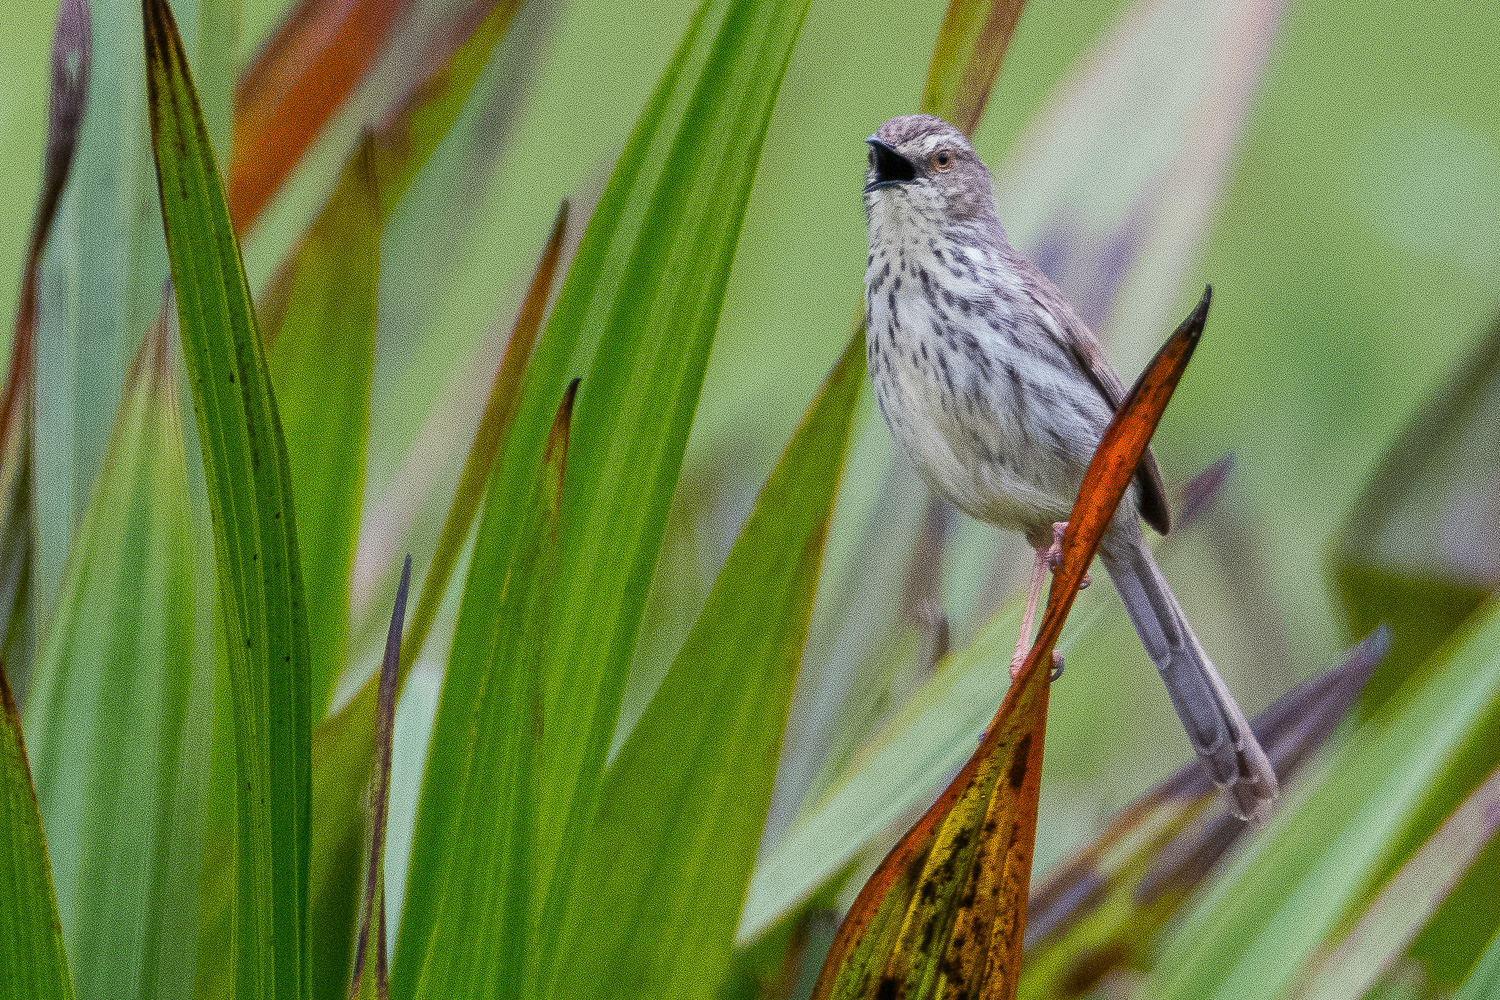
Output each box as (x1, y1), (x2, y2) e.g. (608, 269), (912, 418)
(2, 0), (1498, 852)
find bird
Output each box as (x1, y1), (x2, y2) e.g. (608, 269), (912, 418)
(860, 112), (1277, 823)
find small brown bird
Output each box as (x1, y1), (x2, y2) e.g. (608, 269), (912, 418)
(861, 113), (1276, 822)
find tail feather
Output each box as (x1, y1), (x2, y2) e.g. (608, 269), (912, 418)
(1102, 541), (1278, 823)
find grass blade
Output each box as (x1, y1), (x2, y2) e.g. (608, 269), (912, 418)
(143, 1), (312, 996)
(0, 669), (71, 1000)
(196, 8), (537, 992)
(229, 0), (414, 230)
(551, 334), (863, 999)
(389, 382), (576, 998)
(511, 0), (813, 956)
(267, 139), (381, 718)
(349, 555), (409, 1000)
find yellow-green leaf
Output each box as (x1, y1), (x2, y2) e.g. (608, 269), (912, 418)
(267, 138), (380, 719)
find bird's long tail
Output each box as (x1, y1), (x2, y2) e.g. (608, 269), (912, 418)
(1101, 540), (1278, 823)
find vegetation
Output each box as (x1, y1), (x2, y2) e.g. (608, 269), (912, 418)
(0, 0), (1497, 998)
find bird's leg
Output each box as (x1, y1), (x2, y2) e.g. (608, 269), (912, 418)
(1010, 546), (1050, 679)
(1013, 521), (1097, 680)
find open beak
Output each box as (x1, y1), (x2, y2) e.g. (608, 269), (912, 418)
(865, 137), (915, 192)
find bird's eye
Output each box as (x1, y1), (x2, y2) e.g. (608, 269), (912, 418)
(934, 148), (954, 170)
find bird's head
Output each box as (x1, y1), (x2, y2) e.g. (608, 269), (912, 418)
(863, 114), (996, 230)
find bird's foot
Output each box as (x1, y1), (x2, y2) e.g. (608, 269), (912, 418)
(1047, 521), (1090, 588)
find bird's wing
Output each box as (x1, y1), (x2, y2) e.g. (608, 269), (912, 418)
(1032, 273), (1173, 535)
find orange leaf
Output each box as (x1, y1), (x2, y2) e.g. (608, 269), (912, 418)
(811, 289), (1211, 1000)
(229, 0), (413, 231)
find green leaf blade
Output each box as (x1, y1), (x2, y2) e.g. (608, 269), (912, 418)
(0, 674), (72, 1000)
(1454, 927), (1500, 1000)
(268, 140), (380, 718)
(390, 381), (576, 999)
(508, 0), (814, 955)
(142, 1), (312, 997)
(551, 334), (863, 999)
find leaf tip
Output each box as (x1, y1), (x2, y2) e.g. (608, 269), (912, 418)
(385, 555), (413, 687)
(1184, 284), (1212, 342)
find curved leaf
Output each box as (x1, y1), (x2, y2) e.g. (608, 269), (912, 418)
(812, 292), (1212, 1000)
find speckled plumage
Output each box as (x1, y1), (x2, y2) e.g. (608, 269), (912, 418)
(862, 113), (1276, 822)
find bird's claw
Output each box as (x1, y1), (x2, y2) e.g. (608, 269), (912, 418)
(1045, 521), (1067, 571)
(1050, 651), (1065, 682)
(1046, 521), (1090, 586)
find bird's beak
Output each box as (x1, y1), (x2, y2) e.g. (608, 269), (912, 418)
(865, 136), (915, 192)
